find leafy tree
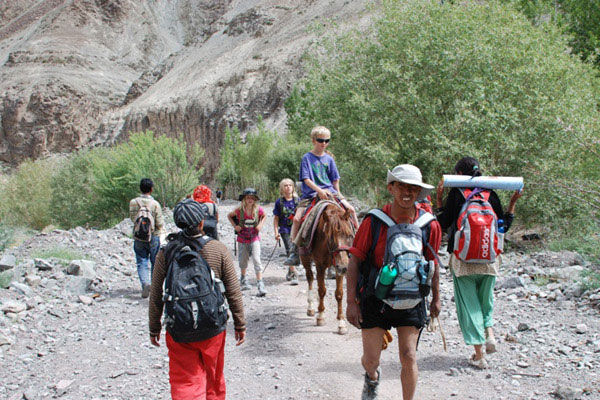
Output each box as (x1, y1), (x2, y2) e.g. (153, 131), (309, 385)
(286, 0), (600, 222)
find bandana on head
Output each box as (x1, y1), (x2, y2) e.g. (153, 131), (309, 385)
(193, 185), (214, 204)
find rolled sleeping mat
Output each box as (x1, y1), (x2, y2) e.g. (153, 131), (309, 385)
(443, 175), (524, 191)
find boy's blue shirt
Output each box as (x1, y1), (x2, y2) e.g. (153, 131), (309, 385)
(299, 152), (340, 199)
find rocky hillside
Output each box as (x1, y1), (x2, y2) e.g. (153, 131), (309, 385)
(0, 0), (368, 177)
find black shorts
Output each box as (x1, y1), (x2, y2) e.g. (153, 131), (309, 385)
(359, 295), (428, 330)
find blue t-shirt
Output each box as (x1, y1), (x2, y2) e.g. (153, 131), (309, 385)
(299, 152), (340, 199)
(273, 197), (298, 234)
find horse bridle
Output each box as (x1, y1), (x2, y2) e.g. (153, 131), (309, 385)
(328, 242), (352, 267)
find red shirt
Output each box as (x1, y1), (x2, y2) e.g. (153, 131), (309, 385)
(349, 203), (442, 269)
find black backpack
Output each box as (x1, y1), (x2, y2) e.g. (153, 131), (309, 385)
(199, 203), (218, 240)
(163, 233), (228, 342)
(133, 199), (154, 242)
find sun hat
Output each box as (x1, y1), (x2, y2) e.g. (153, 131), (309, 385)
(238, 188), (260, 201)
(173, 199), (206, 229)
(386, 164), (434, 201)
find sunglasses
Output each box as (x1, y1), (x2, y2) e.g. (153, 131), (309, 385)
(315, 138), (330, 143)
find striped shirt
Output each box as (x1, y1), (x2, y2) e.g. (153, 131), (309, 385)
(148, 238), (246, 336)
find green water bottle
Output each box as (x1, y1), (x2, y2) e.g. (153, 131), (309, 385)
(375, 264), (397, 300)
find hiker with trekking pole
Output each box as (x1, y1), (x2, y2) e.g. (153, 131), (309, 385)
(227, 188), (268, 297)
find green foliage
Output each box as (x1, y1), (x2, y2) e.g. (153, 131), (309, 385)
(30, 246), (86, 263)
(3, 131), (203, 230)
(216, 124), (279, 200)
(508, 0), (600, 67)
(0, 158), (59, 230)
(265, 139), (308, 191)
(51, 151), (95, 228)
(286, 0), (600, 223)
(0, 225), (12, 253)
(580, 269), (600, 291)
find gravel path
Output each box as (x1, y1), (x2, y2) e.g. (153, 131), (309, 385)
(1, 201), (599, 399)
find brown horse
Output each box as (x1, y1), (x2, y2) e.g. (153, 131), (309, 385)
(300, 201), (355, 335)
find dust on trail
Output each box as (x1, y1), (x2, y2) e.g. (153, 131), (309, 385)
(1, 201), (598, 400)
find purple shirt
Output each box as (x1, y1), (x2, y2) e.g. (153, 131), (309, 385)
(299, 152), (340, 199)
(273, 197), (298, 234)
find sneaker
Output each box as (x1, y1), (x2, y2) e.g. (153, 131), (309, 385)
(289, 271), (299, 286)
(141, 284), (151, 299)
(240, 276), (251, 291)
(283, 244), (300, 266)
(286, 268), (294, 281)
(486, 337), (497, 354)
(468, 354), (489, 369)
(361, 368), (380, 400)
(257, 280), (267, 297)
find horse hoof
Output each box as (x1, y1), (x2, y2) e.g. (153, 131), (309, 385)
(338, 326), (348, 335)
(316, 318), (325, 326)
(307, 310), (315, 317)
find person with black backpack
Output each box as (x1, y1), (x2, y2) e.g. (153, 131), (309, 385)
(435, 157), (521, 369)
(345, 164), (442, 400)
(148, 199), (246, 400)
(192, 184), (219, 240)
(129, 178), (164, 298)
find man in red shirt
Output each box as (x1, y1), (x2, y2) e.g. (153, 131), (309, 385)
(346, 164), (441, 400)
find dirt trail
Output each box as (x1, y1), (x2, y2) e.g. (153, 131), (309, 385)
(1, 201), (598, 400)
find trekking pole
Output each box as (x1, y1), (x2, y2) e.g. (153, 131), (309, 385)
(261, 244), (278, 273)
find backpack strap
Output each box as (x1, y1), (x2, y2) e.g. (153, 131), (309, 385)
(414, 210), (446, 269)
(414, 212), (435, 229)
(366, 209), (395, 227)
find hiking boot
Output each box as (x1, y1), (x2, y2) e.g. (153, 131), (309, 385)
(257, 280), (267, 297)
(283, 244), (300, 266)
(240, 276), (251, 291)
(141, 284), (151, 299)
(289, 271), (299, 286)
(361, 368), (380, 400)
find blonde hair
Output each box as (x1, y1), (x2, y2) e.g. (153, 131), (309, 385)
(310, 126), (331, 140)
(239, 196), (258, 218)
(279, 178), (298, 197)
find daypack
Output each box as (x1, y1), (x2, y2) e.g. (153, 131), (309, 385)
(163, 233), (228, 342)
(367, 209), (436, 310)
(199, 202), (218, 240)
(133, 198), (155, 242)
(453, 188), (501, 264)
(278, 197), (298, 228)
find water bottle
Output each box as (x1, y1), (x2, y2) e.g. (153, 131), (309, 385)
(497, 219), (505, 251)
(375, 264), (397, 300)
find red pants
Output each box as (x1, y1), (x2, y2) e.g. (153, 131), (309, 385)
(166, 331), (226, 400)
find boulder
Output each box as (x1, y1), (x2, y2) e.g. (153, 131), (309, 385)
(496, 276), (525, 290)
(35, 259), (53, 271)
(64, 276), (92, 295)
(0, 254), (16, 271)
(65, 260), (96, 280)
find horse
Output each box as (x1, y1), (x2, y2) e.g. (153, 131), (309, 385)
(300, 201), (355, 335)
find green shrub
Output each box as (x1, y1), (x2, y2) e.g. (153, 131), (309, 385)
(216, 124), (278, 200)
(30, 246), (86, 263)
(285, 0), (600, 223)
(0, 158), (60, 230)
(265, 139), (308, 193)
(51, 151), (95, 228)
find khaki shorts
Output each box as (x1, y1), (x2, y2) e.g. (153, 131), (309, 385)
(298, 192), (345, 208)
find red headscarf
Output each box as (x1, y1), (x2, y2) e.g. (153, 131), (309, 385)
(192, 185), (214, 204)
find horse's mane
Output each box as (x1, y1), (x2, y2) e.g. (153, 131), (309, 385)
(320, 203), (354, 241)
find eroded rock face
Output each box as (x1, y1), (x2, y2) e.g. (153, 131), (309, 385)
(0, 0), (367, 178)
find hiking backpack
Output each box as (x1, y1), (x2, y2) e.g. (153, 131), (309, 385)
(367, 209), (437, 310)
(163, 233), (228, 342)
(199, 202), (219, 240)
(453, 188), (501, 264)
(278, 197), (298, 228)
(133, 199), (155, 242)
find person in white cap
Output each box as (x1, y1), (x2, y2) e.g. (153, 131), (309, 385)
(346, 164), (442, 400)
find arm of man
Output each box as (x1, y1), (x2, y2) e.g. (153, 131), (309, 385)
(426, 220), (442, 318)
(215, 243), (246, 344)
(154, 202), (165, 235)
(332, 179), (342, 196)
(345, 255), (362, 328)
(129, 199), (138, 222)
(149, 249), (168, 346)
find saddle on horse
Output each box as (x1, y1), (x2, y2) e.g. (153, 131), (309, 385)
(294, 199), (343, 255)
